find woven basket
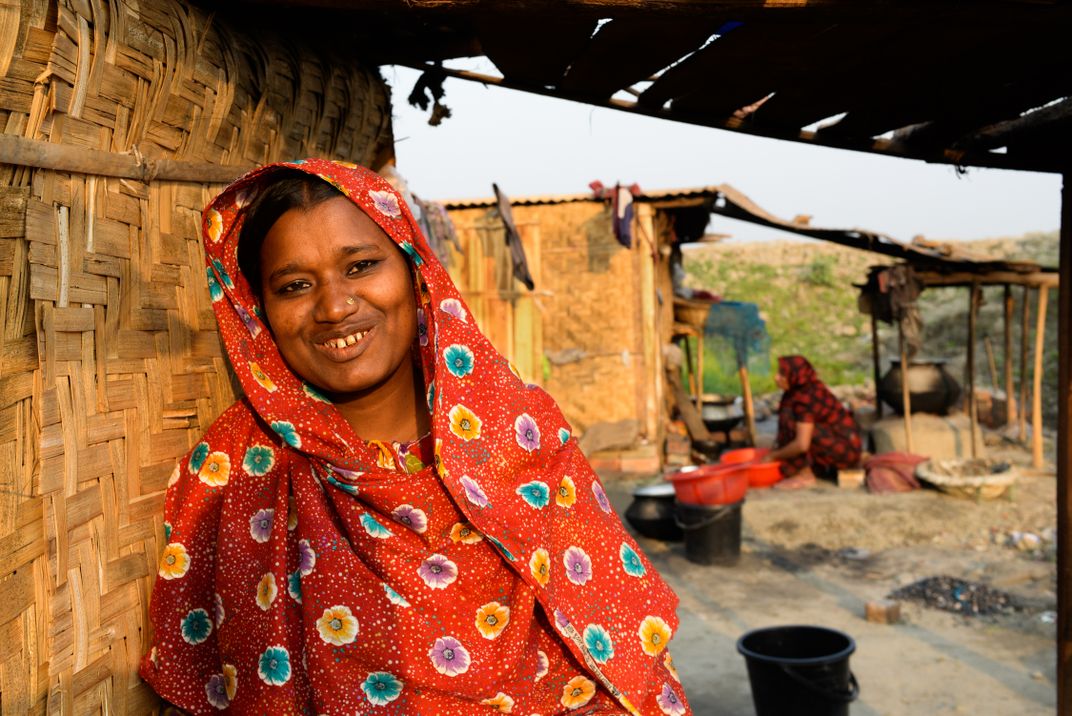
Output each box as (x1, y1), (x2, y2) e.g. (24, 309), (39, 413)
(916, 458), (1017, 500)
(0, 1), (393, 712)
(673, 296), (715, 332)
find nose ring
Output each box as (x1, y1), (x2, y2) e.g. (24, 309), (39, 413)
(346, 296), (355, 306)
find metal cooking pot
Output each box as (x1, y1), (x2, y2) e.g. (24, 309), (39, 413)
(702, 398), (744, 434)
(878, 359), (962, 415)
(624, 482), (683, 542)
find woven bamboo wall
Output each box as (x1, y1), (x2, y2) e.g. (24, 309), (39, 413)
(0, 1), (393, 713)
(448, 201), (650, 435)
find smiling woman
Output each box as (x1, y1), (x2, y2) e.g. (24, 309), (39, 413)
(243, 175), (426, 440)
(139, 159), (689, 715)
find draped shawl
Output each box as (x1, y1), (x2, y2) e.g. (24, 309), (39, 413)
(139, 159), (687, 715)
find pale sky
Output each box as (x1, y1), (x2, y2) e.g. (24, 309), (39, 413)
(384, 64), (1060, 245)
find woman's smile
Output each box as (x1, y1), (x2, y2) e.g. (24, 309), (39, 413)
(314, 325), (373, 358)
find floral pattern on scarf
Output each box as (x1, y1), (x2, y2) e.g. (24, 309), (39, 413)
(140, 159), (687, 715)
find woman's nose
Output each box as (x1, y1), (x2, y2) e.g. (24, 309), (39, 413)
(315, 283), (358, 321)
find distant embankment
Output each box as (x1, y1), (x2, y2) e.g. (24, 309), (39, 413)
(684, 232), (1059, 422)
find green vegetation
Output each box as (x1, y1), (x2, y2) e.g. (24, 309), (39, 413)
(802, 255), (837, 287)
(683, 232), (1059, 421)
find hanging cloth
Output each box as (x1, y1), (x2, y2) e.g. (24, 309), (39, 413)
(493, 183), (536, 290)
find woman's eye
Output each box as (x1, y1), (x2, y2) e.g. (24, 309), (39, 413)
(278, 280), (310, 294)
(348, 260), (379, 275)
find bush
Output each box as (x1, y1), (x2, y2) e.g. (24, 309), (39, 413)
(802, 255), (837, 286)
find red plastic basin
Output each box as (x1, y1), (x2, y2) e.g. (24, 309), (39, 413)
(668, 464), (749, 506)
(744, 461), (783, 489)
(720, 448), (782, 488)
(720, 447), (769, 465)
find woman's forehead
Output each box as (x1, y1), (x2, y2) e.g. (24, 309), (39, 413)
(260, 196), (396, 263)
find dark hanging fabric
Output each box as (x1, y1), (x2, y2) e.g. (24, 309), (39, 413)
(611, 183), (636, 248)
(407, 67), (452, 126)
(589, 181), (640, 248)
(492, 183), (536, 291)
(858, 264), (924, 358)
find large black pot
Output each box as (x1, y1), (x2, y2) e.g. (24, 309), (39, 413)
(878, 359), (962, 415)
(702, 397), (744, 435)
(624, 483), (683, 542)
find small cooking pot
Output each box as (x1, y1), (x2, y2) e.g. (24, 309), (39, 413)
(624, 482), (683, 542)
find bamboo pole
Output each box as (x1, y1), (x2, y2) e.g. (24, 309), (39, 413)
(667, 356), (712, 443)
(696, 335), (705, 406)
(967, 284), (979, 459)
(870, 309), (883, 419)
(984, 335), (999, 389)
(681, 334), (698, 404)
(1020, 286), (1031, 442)
(0, 134), (250, 182)
(915, 270), (1059, 289)
(1055, 168), (1071, 716)
(1004, 284), (1017, 425)
(739, 364), (757, 446)
(1032, 286), (1050, 467)
(898, 320), (914, 453)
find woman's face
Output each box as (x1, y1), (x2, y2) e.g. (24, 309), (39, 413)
(258, 196), (418, 401)
(775, 369), (789, 391)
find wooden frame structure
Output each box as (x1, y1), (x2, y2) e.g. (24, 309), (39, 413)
(864, 265), (1057, 468)
(674, 183), (1061, 466)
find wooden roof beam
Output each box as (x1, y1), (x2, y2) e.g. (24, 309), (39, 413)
(955, 97), (1072, 152)
(408, 62), (1068, 173)
(230, 1), (938, 16)
(915, 270), (1059, 289)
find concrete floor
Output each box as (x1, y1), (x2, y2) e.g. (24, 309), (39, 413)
(606, 479), (1057, 716)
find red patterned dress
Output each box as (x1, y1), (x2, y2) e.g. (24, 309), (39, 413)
(140, 159), (689, 715)
(776, 355), (862, 478)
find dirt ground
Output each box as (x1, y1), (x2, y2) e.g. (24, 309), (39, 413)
(603, 440), (1058, 716)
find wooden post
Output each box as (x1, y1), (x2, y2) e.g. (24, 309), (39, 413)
(967, 284), (979, 459)
(984, 335), (1000, 389)
(681, 334), (697, 403)
(1020, 285), (1031, 442)
(870, 309), (883, 419)
(667, 355), (713, 443)
(739, 364), (757, 446)
(1004, 285), (1017, 425)
(696, 335), (705, 406)
(897, 320), (914, 453)
(1055, 169), (1071, 716)
(1032, 285), (1049, 468)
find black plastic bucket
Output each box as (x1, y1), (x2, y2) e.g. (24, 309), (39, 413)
(673, 499), (742, 565)
(737, 625), (859, 716)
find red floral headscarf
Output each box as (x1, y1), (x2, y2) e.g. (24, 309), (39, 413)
(140, 159), (688, 715)
(778, 355), (819, 391)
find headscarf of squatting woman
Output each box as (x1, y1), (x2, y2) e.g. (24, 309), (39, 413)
(139, 159), (689, 715)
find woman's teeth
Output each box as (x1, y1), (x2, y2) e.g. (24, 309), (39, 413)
(324, 330), (366, 349)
